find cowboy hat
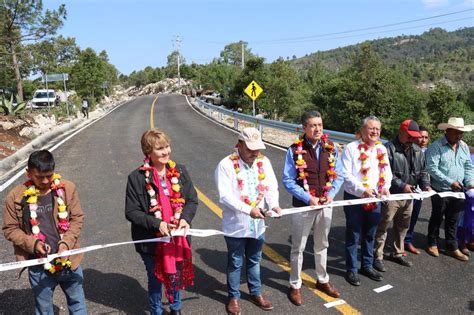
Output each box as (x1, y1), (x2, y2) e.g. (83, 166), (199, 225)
(438, 117), (473, 132)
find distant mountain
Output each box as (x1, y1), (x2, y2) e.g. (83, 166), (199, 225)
(291, 27), (474, 88)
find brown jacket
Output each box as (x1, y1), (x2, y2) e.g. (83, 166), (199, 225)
(2, 179), (85, 270)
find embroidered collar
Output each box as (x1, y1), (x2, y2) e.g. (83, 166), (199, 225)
(230, 151), (268, 208)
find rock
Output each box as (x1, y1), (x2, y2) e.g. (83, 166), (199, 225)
(128, 78), (196, 97)
(19, 127), (37, 139)
(19, 114), (59, 137)
(0, 120), (25, 130)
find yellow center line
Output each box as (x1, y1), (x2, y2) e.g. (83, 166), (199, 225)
(150, 96), (159, 128)
(149, 98), (360, 314)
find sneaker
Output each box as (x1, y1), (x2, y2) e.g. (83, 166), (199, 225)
(361, 267), (383, 281)
(373, 259), (386, 272)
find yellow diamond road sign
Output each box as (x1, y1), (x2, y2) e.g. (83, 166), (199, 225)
(244, 80), (263, 101)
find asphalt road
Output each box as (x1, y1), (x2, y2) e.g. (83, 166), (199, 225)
(0, 94), (472, 314)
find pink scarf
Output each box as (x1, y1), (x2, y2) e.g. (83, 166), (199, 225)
(152, 168), (194, 301)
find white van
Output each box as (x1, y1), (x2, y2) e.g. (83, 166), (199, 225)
(28, 89), (57, 108)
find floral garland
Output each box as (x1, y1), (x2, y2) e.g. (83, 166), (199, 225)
(23, 173), (71, 274)
(230, 152), (268, 208)
(294, 134), (337, 203)
(140, 158), (185, 224)
(358, 141), (388, 211)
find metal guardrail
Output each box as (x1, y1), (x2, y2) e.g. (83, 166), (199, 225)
(195, 98), (357, 144)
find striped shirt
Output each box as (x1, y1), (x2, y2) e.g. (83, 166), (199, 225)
(425, 136), (474, 192)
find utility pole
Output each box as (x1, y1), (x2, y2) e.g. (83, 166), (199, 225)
(241, 41), (245, 69)
(174, 35), (182, 88)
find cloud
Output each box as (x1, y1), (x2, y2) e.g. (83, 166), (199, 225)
(421, 0), (450, 8)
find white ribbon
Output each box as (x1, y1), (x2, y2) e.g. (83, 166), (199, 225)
(0, 229), (223, 272)
(1, 189), (466, 271)
(267, 191), (465, 217)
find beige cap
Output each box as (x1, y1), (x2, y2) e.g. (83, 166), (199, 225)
(238, 127), (266, 150)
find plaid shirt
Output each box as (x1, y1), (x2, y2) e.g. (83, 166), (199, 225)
(425, 136), (474, 192)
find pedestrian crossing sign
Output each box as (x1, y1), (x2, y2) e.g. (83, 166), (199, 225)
(244, 80), (263, 101)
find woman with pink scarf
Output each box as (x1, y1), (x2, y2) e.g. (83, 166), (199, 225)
(125, 129), (198, 315)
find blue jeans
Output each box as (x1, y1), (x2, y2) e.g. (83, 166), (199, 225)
(405, 199), (423, 245)
(224, 235), (265, 299)
(28, 265), (87, 315)
(140, 253), (181, 315)
(343, 192), (382, 272)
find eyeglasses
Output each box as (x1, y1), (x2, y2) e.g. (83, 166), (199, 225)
(366, 127), (381, 132)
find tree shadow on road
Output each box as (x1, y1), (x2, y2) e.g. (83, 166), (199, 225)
(83, 268), (148, 314)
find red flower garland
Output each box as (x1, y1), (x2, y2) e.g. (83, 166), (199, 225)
(140, 158), (185, 225)
(294, 134), (337, 204)
(358, 141), (387, 211)
(230, 153), (268, 208)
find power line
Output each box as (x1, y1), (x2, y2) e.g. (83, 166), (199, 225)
(253, 17), (473, 46)
(251, 8), (473, 44)
(197, 9), (473, 46)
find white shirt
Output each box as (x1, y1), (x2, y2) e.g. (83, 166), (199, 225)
(214, 150), (280, 238)
(342, 140), (392, 197)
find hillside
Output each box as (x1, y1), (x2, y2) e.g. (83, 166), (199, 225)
(291, 27), (474, 88)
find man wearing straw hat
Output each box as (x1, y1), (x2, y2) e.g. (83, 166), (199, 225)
(425, 117), (474, 261)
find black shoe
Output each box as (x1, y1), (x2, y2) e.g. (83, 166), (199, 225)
(392, 255), (413, 267)
(361, 267), (383, 281)
(373, 259), (386, 272)
(170, 310), (182, 315)
(345, 271), (361, 286)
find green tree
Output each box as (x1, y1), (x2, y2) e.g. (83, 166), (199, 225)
(264, 58), (310, 120)
(220, 41), (255, 67)
(0, 0), (66, 101)
(426, 83), (472, 143)
(70, 48), (107, 98)
(98, 50), (119, 89)
(29, 36), (78, 75)
(195, 61), (241, 99)
(165, 50), (185, 78)
(229, 57), (267, 112)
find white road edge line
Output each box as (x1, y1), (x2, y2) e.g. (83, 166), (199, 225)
(324, 299), (347, 308)
(373, 284), (393, 293)
(184, 95), (287, 152)
(0, 99), (133, 192)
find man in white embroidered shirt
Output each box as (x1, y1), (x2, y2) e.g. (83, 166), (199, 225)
(215, 127), (281, 315)
(341, 115), (392, 287)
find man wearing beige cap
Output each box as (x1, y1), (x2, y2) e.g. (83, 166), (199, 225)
(425, 117), (474, 261)
(215, 127), (281, 315)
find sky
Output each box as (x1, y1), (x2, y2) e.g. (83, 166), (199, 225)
(45, 0), (473, 75)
